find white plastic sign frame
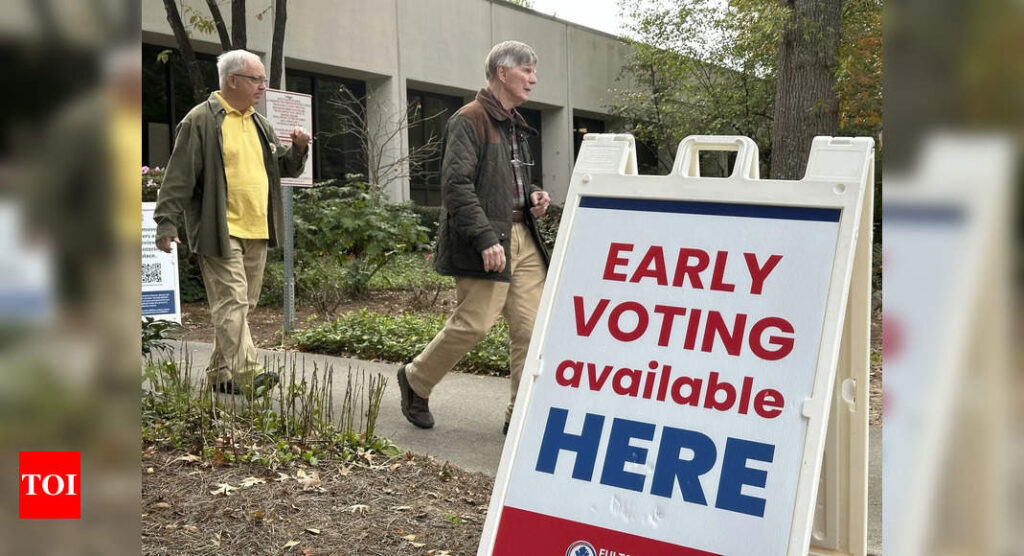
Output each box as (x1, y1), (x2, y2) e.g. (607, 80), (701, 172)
(141, 202), (181, 323)
(479, 135), (874, 555)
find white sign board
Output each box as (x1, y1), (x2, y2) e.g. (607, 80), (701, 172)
(480, 135), (873, 556)
(261, 89), (313, 186)
(141, 202), (181, 323)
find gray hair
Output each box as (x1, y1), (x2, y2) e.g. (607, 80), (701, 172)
(217, 49), (262, 88)
(484, 40), (538, 81)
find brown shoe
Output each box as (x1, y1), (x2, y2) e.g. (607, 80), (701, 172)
(397, 365), (434, 429)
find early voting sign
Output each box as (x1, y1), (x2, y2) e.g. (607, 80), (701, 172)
(479, 135), (874, 555)
(259, 88), (313, 186)
(141, 202), (181, 323)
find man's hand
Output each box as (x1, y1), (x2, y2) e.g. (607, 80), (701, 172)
(290, 126), (312, 149)
(156, 236), (181, 253)
(530, 191), (551, 217)
(481, 244), (506, 273)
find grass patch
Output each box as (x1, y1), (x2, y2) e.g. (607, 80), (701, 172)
(293, 309), (510, 375)
(142, 348), (399, 469)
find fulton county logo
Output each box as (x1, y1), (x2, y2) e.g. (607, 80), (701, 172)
(566, 540), (596, 556)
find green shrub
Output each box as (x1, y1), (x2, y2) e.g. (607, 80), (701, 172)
(535, 203), (563, 253)
(259, 260), (285, 306)
(293, 180), (429, 296)
(295, 257), (348, 315)
(408, 204), (443, 247)
(293, 309), (510, 375)
(368, 253), (454, 291)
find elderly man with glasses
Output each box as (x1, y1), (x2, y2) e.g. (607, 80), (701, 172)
(153, 49), (310, 396)
(398, 40), (552, 434)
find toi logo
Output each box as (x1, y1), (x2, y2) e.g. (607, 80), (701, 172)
(566, 540), (596, 556)
(19, 451), (81, 519)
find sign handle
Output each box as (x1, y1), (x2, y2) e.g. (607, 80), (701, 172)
(672, 135), (760, 180)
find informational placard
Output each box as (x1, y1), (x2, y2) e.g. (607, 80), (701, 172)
(141, 202), (181, 323)
(261, 89), (313, 186)
(480, 135), (874, 556)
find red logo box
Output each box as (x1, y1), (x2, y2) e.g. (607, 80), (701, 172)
(19, 451), (81, 519)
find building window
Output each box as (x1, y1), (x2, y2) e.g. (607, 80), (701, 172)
(142, 44), (218, 168)
(517, 107), (543, 188)
(407, 89), (462, 206)
(285, 70), (366, 180)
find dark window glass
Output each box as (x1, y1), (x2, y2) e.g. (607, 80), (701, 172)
(141, 44), (217, 167)
(407, 89), (462, 206)
(284, 70), (366, 180)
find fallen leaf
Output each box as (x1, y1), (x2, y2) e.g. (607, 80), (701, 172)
(210, 483), (238, 496)
(182, 525), (198, 533)
(240, 476), (266, 488)
(305, 528), (320, 535)
(295, 469), (321, 490)
(343, 504), (369, 514)
(391, 505), (413, 511)
(402, 534), (417, 541)
(142, 446), (155, 458)
(302, 549), (314, 556)
(283, 539), (300, 550)
(212, 532), (221, 548)
(275, 472), (291, 482)
(428, 551), (452, 556)
(388, 463), (401, 472)
(165, 524), (178, 530)
(411, 542), (426, 548)
(173, 454), (202, 464)
(250, 509), (266, 520)
(339, 466), (351, 477)
(152, 502), (171, 510)
(146, 467), (154, 474)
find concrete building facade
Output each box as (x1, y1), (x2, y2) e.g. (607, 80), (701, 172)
(141, 0), (636, 203)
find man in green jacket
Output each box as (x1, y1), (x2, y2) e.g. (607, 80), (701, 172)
(398, 41), (551, 433)
(153, 50), (309, 395)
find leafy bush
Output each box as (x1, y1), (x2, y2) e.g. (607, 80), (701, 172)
(293, 180), (429, 296)
(293, 309), (510, 375)
(295, 257), (349, 316)
(141, 317), (180, 357)
(259, 259), (285, 306)
(368, 253), (454, 291)
(535, 203), (563, 253)
(408, 204), (443, 246)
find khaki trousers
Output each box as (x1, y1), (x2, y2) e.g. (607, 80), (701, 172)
(406, 223), (546, 421)
(198, 236), (268, 385)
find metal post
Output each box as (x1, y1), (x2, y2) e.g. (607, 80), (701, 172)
(283, 186), (295, 333)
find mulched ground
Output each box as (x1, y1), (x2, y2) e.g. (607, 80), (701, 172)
(142, 445), (492, 556)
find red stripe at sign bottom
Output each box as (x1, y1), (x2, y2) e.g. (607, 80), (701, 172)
(492, 506), (722, 556)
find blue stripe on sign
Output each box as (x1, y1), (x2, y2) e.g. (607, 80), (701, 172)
(578, 196), (841, 223)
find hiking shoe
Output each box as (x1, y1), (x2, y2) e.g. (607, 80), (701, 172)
(397, 365), (434, 429)
(251, 372), (280, 396)
(212, 380), (242, 395)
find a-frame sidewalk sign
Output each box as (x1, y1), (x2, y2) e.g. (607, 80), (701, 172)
(478, 134), (874, 556)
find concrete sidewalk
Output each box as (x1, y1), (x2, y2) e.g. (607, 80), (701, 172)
(170, 341), (882, 555)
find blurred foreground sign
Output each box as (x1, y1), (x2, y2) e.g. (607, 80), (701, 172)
(480, 135), (875, 556)
(141, 202), (180, 323)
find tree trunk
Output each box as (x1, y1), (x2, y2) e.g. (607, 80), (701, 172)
(769, 0), (842, 179)
(269, 0), (287, 89)
(162, 0), (208, 102)
(231, 0), (247, 49)
(205, 0), (233, 51)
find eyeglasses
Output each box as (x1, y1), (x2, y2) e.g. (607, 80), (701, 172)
(233, 73), (267, 85)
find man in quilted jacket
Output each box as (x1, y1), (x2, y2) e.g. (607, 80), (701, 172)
(397, 40), (551, 434)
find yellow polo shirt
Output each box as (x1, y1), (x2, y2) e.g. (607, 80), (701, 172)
(215, 91), (269, 239)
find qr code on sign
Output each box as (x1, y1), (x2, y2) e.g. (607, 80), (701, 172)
(142, 263), (161, 285)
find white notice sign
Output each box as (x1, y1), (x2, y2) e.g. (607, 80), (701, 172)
(262, 89), (313, 186)
(141, 202), (181, 323)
